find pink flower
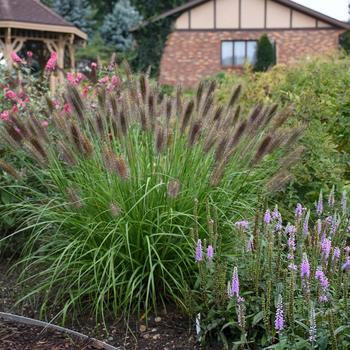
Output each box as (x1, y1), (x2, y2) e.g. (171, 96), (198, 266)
(14, 127), (21, 134)
(75, 72), (84, 84)
(67, 72), (85, 85)
(27, 51), (33, 58)
(0, 111), (9, 121)
(52, 99), (60, 110)
(45, 52), (57, 71)
(41, 121), (49, 128)
(91, 62), (97, 70)
(66, 72), (76, 84)
(111, 75), (120, 87)
(82, 86), (90, 97)
(98, 76), (109, 85)
(63, 103), (72, 114)
(5, 90), (17, 100)
(12, 105), (18, 113)
(17, 99), (26, 108)
(11, 52), (22, 64)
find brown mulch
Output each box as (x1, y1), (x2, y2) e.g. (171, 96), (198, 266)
(0, 319), (101, 350)
(0, 258), (201, 350)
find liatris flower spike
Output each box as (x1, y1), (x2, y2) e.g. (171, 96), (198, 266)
(264, 209), (271, 224)
(207, 245), (214, 261)
(316, 190), (323, 215)
(275, 294), (284, 333)
(309, 304), (317, 343)
(301, 253), (310, 279)
(195, 239), (203, 262)
(235, 220), (249, 230)
(230, 267), (239, 298)
(295, 203), (303, 218)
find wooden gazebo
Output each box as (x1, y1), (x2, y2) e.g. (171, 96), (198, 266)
(0, 0), (87, 81)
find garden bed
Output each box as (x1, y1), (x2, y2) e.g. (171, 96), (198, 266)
(0, 260), (199, 350)
(0, 317), (108, 350)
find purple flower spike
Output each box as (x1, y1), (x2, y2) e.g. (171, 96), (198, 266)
(264, 210), (271, 224)
(316, 191), (323, 215)
(301, 253), (310, 279)
(275, 294), (284, 333)
(315, 266), (329, 302)
(235, 220), (249, 230)
(295, 203), (303, 218)
(207, 245), (214, 261)
(333, 247), (340, 260)
(321, 238), (332, 260)
(330, 215), (340, 236)
(195, 239), (203, 262)
(247, 237), (254, 252)
(230, 267), (239, 298)
(309, 304), (317, 343)
(303, 210), (310, 235)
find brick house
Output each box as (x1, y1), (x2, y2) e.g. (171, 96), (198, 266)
(155, 0), (350, 87)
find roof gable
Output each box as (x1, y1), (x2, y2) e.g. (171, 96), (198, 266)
(0, 0), (87, 39)
(0, 0), (73, 27)
(154, 0), (350, 30)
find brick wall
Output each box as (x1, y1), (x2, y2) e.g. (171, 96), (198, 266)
(159, 29), (343, 87)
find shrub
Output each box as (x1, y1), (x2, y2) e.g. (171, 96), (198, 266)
(192, 189), (350, 349)
(0, 58), (49, 236)
(255, 34), (275, 72)
(1, 66), (299, 322)
(215, 54), (350, 214)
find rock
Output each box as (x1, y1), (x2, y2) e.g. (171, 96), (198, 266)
(153, 334), (161, 340)
(139, 324), (147, 332)
(155, 316), (162, 323)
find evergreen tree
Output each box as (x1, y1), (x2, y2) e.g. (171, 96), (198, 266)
(100, 0), (142, 52)
(255, 34), (275, 72)
(52, 0), (95, 37)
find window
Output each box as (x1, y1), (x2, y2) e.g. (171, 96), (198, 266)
(221, 40), (258, 67)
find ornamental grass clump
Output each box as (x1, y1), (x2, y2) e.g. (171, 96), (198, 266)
(193, 189), (350, 349)
(0, 64), (300, 321)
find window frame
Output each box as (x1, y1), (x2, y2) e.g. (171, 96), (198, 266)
(220, 40), (258, 68)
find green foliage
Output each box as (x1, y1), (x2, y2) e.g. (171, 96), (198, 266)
(215, 54), (350, 213)
(52, 0), (96, 37)
(192, 189), (350, 348)
(75, 33), (114, 62)
(255, 34), (275, 72)
(100, 0), (142, 52)
(340, 31), (350, 53)
(1, 69), (296, 322)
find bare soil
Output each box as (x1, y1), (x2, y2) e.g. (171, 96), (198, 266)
(0, 258), (201, 350)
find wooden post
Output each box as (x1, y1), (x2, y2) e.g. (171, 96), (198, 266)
(4, 28), (12, 68)
(57, 36), (65, 83)
(68, 45), (75, 70)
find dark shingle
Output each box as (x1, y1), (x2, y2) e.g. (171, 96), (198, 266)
(0, 0), (74, 27)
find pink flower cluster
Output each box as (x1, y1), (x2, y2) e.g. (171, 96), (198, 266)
(66, 72), (85, 85)
(11, 52), (22, 64)
(45, 52), (57, 72)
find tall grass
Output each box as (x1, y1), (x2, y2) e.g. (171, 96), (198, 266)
(0, 65), (301, 322)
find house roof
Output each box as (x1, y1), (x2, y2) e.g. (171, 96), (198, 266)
(151, 0), (350, 30)
(0, 0), (87, 40)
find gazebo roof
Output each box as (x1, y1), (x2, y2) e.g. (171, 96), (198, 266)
(0, 0), (87, 40)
